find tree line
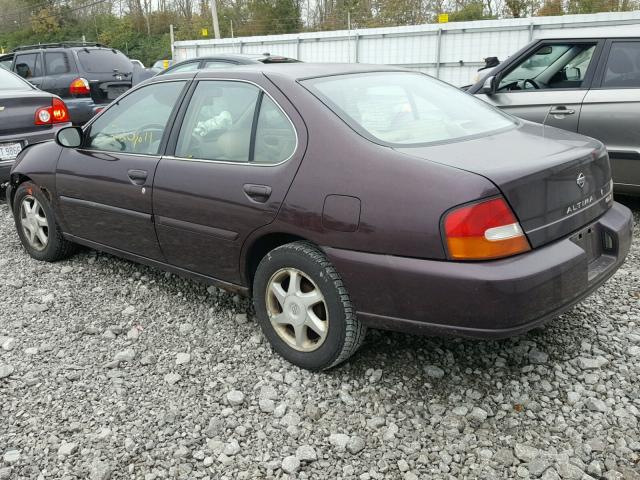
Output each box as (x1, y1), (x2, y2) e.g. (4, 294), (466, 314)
(0, 0), (636, 65)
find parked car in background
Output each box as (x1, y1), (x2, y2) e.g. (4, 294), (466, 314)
(468, 26), (640, 195)
(157, 53), (299, 76)
(0, 53), (12, 71)
(0, 68), (71, 185)
(6, 42), (133, 125)
(6, 64), (632, 370)
(131, 59), (145, 69)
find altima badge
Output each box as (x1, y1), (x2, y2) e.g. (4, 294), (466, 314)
(576, 172), (586, 189)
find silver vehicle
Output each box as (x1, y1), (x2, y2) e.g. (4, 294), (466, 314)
(468, 26), (640, 195)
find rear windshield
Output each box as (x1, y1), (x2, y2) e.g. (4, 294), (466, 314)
(0, 68), (31, 90)
(303, 72), (516, 146)
(77, 48), (132, 73)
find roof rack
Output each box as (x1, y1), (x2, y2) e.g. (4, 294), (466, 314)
(12, 42), (105, 52)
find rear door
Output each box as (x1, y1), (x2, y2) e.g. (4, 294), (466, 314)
(13, 52), (46, 90)
(56, 80), (188, 259)
(153, 77), (304, 284)
(579, 39), (640, 194)
(41, 51), (76, 98)
(477, 40), (603, 131)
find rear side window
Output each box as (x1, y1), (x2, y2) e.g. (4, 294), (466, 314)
(254, 95), (296, 164)
(45, 52), (70, 75)
(203, 61), (236, 69)
(603, 42), (640, 88)
(14, 53), (41, 79)
(87, 81), (186, 155)
(77, 49), (132, 73)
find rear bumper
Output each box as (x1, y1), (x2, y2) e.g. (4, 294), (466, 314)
(324, 202), (633, 338)
(0, 124), (70, 184)
(64, 98), (107, 125)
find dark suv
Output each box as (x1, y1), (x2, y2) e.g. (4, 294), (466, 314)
(6, 43), (133, 125)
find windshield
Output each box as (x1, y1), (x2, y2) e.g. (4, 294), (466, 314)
(304, 72), (515, 146)
(77, 48), (133, 74)
(0, 68), (31, 90)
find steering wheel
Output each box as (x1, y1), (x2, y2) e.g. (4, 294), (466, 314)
(134, 124), (166, 153)
(523, 79), (540, 90)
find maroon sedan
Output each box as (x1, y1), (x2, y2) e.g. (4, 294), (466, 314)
(6, 64), (633, 370)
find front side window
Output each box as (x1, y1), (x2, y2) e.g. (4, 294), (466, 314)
(499, 43), (597, 91)
(14, 53), (41, 79)
(87, 81), (186, 155)
(175, 81), (260, 162)
(304, 72), (515, 146)
(603, 42), (640, 88)
(45, 52), (70, 75)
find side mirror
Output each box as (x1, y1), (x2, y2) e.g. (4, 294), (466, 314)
(56, 126), (83, 148)
(481, 75), (497, 94)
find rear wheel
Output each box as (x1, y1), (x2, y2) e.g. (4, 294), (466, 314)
(13, 182), (76, 262)
(253, 241), (366, 370)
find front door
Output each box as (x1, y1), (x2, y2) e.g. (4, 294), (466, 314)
(153, 78), (303, 284)
(477, 41), (601, 131)
(579, 39), (640, 193)
(56, 80), (188, 259)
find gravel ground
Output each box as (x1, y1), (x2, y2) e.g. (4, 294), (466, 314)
(0, 198), (639, 480)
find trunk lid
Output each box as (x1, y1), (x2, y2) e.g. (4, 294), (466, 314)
(397, 121), (613, 248)
(0, 90), (54, 136)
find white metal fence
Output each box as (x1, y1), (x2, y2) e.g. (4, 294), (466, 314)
(173, 11), (640, 86)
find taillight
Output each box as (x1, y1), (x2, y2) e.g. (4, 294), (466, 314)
(35, 98), (70, 125)
(70, 77), (90, 95)
(444, 197), (530, 260)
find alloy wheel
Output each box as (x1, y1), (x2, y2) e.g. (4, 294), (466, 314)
(20, 195), (49, 251)
(265, 268), (329, 352)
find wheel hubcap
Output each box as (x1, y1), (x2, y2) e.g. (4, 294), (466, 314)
(20, 195), (49, 251)
(266, 268), (329, 352)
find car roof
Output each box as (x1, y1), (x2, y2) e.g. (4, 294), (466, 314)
(536, 24), (640, 40)
(191, 62), (408, 80)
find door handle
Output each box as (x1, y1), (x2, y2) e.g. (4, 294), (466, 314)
(243, 184), (272, 203)
(549, 106), (575, 116)
(128, 169), (148, 185)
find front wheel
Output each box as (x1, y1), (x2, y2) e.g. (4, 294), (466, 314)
(13, 182), (76, 262)
(253, 241), (366, 370)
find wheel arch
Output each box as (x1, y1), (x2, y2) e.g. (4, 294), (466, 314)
(243, 231), (315, 291)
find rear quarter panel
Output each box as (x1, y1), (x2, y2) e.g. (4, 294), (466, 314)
(247, 73), (500, 263)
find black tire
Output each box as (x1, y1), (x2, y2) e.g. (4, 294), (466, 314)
(13, 181), (76, 262)
(253, 241), (366, 370)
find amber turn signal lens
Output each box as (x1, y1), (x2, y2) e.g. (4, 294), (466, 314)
(444, 197), (531, 260)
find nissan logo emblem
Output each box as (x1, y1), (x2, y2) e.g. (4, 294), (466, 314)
(576, 172), (586, 189)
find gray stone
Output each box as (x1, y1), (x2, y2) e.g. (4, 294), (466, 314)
(296, 445), (317, 462)
(514, 444), (539, 463)
(529, 350), (549, 364)
(227, 390), (244, 406)
(89, 460), (112, 480)
(347, 436), (366, 454)
(424, 365), (445, 378)
(0, 364), (14, 379)
(2, 450), (19, 464)
(58, 442), (78, 456)
(329, 433), (350, 450)
(175, 352), (191, 365)
(586, 397), (607, 412)
(282, 455), (300, 474)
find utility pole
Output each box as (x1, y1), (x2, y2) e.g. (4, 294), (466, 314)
(230, 20), (234, 39)
(211, 0), (221, 39)
(169, 24), (175, 60)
